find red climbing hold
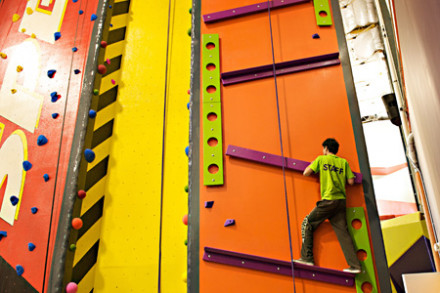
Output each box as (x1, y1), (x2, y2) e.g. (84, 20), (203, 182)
(100, 41), (108, 48)
(77, 190), (87, 199)
(98, 64), (107, 75)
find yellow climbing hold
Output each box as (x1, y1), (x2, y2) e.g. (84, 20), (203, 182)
(0, 53), (6, 59)
(16, 66), (23, 72)
(21, 28), (26, 33)
(26, 7), (33, 15)
(11, 89), (17, 94)
(12, 14), (21, 22)
(31, 33), (36, 38)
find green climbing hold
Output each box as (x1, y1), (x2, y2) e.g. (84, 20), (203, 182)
(93, 89), (99, 95)
(189, 8), (192, 14)
(187, 28), (191, 36)
(69, 244), (77, 251)
(184, 185), (188, 193)
(184, 239), (188, 246)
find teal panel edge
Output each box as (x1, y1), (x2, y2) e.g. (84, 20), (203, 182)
(313, 0), (333, 26)
(347, 207), (378, 293)
(202, 34), (224, 186)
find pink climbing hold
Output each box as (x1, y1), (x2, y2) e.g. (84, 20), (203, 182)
(66, 282), (78, 293)
(106, 58), (111, 65)
(111, 79), (116, 85)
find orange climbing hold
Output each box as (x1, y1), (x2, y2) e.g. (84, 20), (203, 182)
(16, 65), (23, 72)
(11, 89), (17, 94)
(72, 218), (83, 230)
(0, 53), (6, 59)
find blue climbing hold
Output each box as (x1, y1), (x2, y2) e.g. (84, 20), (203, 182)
(89, 110), (97, 118)
(54, 32), (61, 41)
(47, 69), (56, 78)
(43, 174), (49, 182)
(10, 196), (19, 206)
(91, 14), (97, 21)
(79, 10), (84, 15)
(185, 146), (189, 156)
(52, 113), (59, 119)
(187, 102), (190, 110)
(28, 243), (36, 251)
(74, 69), (81, 74)
(31, 207), (38, 214)
(51, 92), (58, 102)
(37, 135), (48, 146)
(312, 33), (320, 39)
(0, 231), (7, 240)
(73, 0), (78, 3)
(84, 149), (95, 163)
(16, 265), (24, 276)
(23, 161), (32, 171)
(205, 201), (214, 208)
(109, 5), (112, 8)
(72, 47), (78, 52)
(110, 24), (113, 27)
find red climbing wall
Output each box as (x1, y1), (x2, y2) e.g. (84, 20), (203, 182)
(0, 0), (99, 291)
(197, 1), (381, 292)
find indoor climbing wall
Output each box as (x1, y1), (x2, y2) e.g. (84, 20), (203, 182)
(0, 0), (99, 292)
(190, 0), (389, 292)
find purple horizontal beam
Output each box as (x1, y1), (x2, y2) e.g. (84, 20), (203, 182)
(203, 0), (310, 24)
(226, 145), (363, 184)
(221, 53), (340, 86)
(203, 247), (355, 287)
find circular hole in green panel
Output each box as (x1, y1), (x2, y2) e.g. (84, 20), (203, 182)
(206, 63), (216, 71)
(361, 282), (373, 293)
(357, 249), (367, 262)
(206, 85), (216, 93)
(208, 137), (218, 147)
(206, 42), (215, 50)
(207, 112), (217, 121)
(319, 10), (328, 17)
(351, 219), (362, 230)
(208, 164), (219, 174)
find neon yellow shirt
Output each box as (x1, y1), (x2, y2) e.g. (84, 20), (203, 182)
(309, 154), (355, 200)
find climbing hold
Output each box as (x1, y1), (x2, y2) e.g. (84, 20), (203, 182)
(31, 33), (36, 38)
(187, 102), (190, 110)
(0, 231), (7, 240)
(12, 14), (20, 22)
(52, 113), (59, 119)
(21, 28), (26, 33)
(10, 196), (19, 206)
(205, 201), (214, 208)
(77, 190), (87, 199)
(106, 58), (111, 65)
(28, 243), (36, 252)
(110, 24), (113, 27)
(97, 64), (107, 75)
(0, 52), (7, 59)
(189, 8), (192, 14)
(182, 272), (187, 283)
(72, 47), (78, 52)
(26, 7), (34, 15)
(100, 41), (108, 48)
(16, 65), (23, 72)
(74, 69), (81, 74)
(109, 5), (112, 8)
(43, 174), (49, 182)
(182, 214), (188, 225)
(84, 149), (95, 163)
(187, 89), (190, 95)
(51, 92), (59, 102)
(184, 239), (188, 246)
(54, 32), (61, 41)
(31, 207), (38, 214)
(16, 265), (24, 276)
(37, 135), (48, 146)
(88, 110), (97, 118)
(187, 28), (191, 36)
(184, 185), (188, 193)
(91, 14), (97, 21)
(72, 218), (83, 230)
(72, 0), (78, 3)
(185, 146), (189, 156)
(224, 219), (235, 227)
(79, 10), (84, 15)
(69, 244), (77, 251)
(111, 79), (116, 85)
(66, 282), (78, 293)
(312, 33), (320, 39)
(47, 69), (56, 78)
(23, 161), (32, 171)
(11, 89), (17, 94)
(93, 89), (99, 95)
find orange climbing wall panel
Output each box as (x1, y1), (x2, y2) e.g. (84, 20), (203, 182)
(0, 0), (99, 291)
(199, 1), (376, 292)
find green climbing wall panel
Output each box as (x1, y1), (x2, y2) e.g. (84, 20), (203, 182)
(313, 0), (333, 26)
(347, 207), (378, 293)
(202, 34), (224, 186)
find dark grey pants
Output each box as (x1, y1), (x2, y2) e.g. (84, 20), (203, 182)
(300, 199), (361, 269)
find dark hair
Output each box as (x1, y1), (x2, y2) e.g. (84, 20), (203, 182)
(322, 138), (339, 154)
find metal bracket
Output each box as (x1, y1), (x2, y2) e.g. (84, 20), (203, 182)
(226, 144), (363, 184)
(203, 247), (355, 286)
(202, 34), (224, 186)
(221, 52), (340, 86)
(203, 0), (310, 24)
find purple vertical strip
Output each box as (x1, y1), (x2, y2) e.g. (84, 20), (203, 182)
(203, 0), (310, 23)
(203, 247), (355, 286)
(226, 145), (363, 183)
